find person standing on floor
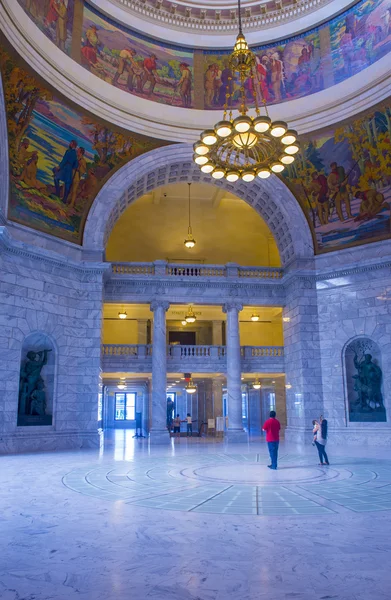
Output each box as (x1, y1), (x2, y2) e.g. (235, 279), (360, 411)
(262, 410), (281, 470)
(184, 413), (193, 437)
(173, 414), (181, 440)
(313, 416), (329, 465)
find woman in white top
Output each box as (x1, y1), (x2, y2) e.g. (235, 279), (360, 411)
(313, 416), (329, 465)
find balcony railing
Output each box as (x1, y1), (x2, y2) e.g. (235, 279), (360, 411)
(110, 261), (282, 280)
(101, 345), (284, 373)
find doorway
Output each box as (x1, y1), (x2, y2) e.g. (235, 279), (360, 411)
(169, 331), (196, 345)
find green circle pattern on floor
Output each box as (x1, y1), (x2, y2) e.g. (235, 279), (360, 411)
(62, 453), (391, 516)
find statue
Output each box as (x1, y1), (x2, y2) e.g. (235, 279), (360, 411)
(18, 349), (51, 416)
(166, 397), (174, 429)
(352, 352), (384, 411)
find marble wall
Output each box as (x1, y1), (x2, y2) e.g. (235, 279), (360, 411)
(0, 228), (107, 453)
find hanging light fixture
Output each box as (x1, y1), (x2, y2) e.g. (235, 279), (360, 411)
(117, 381), (126, 390)
(185, 378), (197, 394)
(181, 319), (188, 326)
(193, 0), (298, 182)
(184, 183), (196, 249)
(118, 308), (127, 319)
(185, 305), (197, 323)
(252, 379), (262, 390)
(250, 313), (260, 322)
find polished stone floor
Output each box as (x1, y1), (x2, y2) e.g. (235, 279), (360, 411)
(1, 431), (391, 600)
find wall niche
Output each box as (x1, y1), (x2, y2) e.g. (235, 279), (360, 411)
(17, 332), (56, 427)
(345, 337), (386, 423)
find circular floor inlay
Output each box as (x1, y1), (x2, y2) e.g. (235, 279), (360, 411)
(62, 453), (391, 517)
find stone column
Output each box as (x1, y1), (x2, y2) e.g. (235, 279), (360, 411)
(223, 303), (248, 442)
(149, 300), (170, 444)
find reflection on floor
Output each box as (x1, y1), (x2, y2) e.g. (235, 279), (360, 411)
(1, 429), (391, 600)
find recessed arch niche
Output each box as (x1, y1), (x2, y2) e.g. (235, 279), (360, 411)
(17, 332), (56, 427)
(344, 337), (386, 423)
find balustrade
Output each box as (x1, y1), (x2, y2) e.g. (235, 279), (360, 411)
(110, 261), (283, 280)
(112, 263), (155, 275)
(102, 344), (282, 360)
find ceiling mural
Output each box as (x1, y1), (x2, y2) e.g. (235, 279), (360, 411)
(0, 45), (169, 244)
(283, 100), (391, 253)
(15, 0), (391, 110)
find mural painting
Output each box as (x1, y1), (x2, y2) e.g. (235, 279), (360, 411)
(330, 0), (391, 83)
(203, 30), (322, 109)
(17, 0), (75, 55)
(345, 338), (386, 422)
(81, 4), (194, 108)
(0, 48), (167, 243)
(283, 101), (391, 252)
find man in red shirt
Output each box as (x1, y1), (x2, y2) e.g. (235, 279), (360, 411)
(142, 54), (158, 95)
(262, 410), (281, 470)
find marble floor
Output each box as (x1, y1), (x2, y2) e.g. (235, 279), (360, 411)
(1, 431), (391, 600)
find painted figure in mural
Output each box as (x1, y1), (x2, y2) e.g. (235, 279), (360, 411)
(269, 52), (284, 102)
(355, 189), (389, 221)
(381, 7), (391, 38)
(341, 27), (355, 76)
(213, 64), (222, 106)
(81, 24), (100, 65)
(327, 162), (353, 222)
(53, 139), (78, 203)
(30, 380), (47, 416)
(18, 139), (34, 169)
(112, 48), (143, 92)
(69, 147), (87, 208)
(18, 349), (51, 416)
(142, 54), (158, 96)
(353, 353), (384, 411)
(21, 151), (47, 191)
(310, 171), (329, 225)
(49, 0), (68, 52)
(255, 55), (270, 102)
(205, 64), (216, 107)
(176, 63), (192, 107)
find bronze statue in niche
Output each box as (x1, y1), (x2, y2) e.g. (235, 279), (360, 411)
(18, 349), (53, 426)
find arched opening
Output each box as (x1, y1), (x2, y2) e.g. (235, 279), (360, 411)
(83, 144), (314, 266)
(106, 182), (280, 267)
(344, 337), (386, 423)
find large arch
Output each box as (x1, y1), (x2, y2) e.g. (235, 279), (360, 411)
(83, 144), (314, 266)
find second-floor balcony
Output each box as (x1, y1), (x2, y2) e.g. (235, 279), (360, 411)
(101, 344), (285, 373)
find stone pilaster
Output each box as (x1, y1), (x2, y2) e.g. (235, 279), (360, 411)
(223, 302), (248, 442)
(149, 300), (170, 444)
(283, 277), (323, 443)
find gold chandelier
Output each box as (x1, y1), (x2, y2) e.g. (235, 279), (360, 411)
(185, 305), (197, 323)
(193, 0), (299, 182)
(185, 378), (197, 394)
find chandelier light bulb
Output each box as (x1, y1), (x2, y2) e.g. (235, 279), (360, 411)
(184, 235), (196, 248)
(181, 320), (187, 326)
(193, 141), (210, 156)
(117, 383), (126, 390)
(253, 116), (271, 133)
(194, 154), (209, 166)
(271, 162), (285, 173)
(201, 129), (218, 146)
(281, 154), (295, 165)
(281, 130), (298, 145)
(211, 167), (226, 179)
(200, 162), (215, 173)
(226, 171), (240, 182)
(232, 131), (257, 149)
(185, 306), (196, 323)
(284, 144), (300, 155)
(241, 169), (255, 182)
(257, 168), (271, 179)
(251, 314), (260, 322)
(118, 310), (127, 319)
(185, 379), (197, 394)
(215, 120), (233, 138)
(270, 121), (288, 138)
(252, 380), (262, 390)
(233, 115), (252, 133)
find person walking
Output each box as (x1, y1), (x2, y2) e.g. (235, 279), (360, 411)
(262, 410), (281, 470)
(173, 414), (181, 440)
(313, 416), (329, 465)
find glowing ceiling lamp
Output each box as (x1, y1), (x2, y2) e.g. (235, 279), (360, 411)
(118, 308), (127, 319)
(250, 314), (260, 322)
(193, 0), (298, 182)
(185, 306), (197, 323)
(184, 183), (196, 249)
(252, 379), (262, 390)
(185, 379), (197, 394)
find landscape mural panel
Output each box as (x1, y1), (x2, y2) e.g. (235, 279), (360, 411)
(17, 0), (76, 56)
(81, 3), (194, 108)
(0, 47), (167, 244)
(283, 101), (391, 252)
(15, 0), (391, 110)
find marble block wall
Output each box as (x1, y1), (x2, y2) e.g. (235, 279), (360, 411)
(316, 261), (391, 445)
(0, 227), (107, 454)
